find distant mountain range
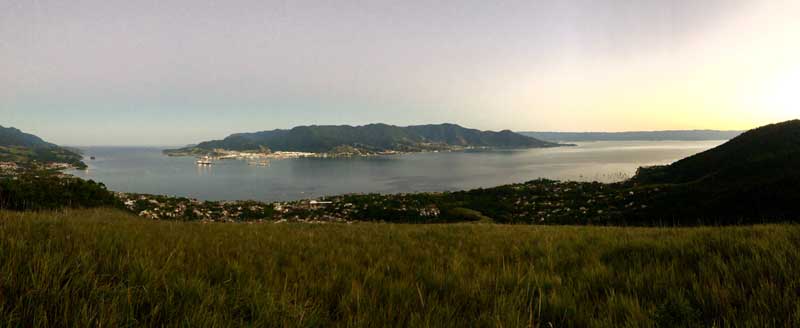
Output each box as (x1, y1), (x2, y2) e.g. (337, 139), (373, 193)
(166, 123), (566, 155)
(519, 130), (742, 142)
(0, 125), (85, 169)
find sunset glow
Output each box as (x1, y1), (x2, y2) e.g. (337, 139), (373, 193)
(1, 0), (798, 144)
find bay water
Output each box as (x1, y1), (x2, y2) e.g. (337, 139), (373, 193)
(68, 140), (725, 202)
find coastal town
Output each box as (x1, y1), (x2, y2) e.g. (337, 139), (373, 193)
(166, 144), (476, 163)
(115, 178), (658, 225)
(0, 161), (78, 178)
(117, 192), (355, 223)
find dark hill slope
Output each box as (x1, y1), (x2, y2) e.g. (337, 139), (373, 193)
(0, 126), (54, 148)
(0, 125), (85, 169)
(626, 119), (800, 223)
(633, 120), (800, 184)
(169, 123), (563, 154)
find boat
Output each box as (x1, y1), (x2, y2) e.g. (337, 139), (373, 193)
(196, 156), (214, 165)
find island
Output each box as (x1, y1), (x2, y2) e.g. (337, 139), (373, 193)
(164, 123), (569, 158)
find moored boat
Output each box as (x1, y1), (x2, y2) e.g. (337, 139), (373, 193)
(196, 156), (214, 165)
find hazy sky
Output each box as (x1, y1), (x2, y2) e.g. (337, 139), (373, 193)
(2, 0), (798, 145)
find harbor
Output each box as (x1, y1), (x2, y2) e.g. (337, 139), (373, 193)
(193, 150), (324, 166)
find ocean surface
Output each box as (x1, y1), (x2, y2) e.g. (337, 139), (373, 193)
(68, 141), (725, 202)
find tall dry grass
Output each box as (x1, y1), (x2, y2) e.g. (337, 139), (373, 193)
(1, 209), (798, 327)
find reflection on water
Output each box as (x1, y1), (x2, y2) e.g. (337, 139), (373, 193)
(68, 140), (726, 202)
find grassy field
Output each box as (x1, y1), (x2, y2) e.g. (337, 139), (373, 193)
(1, 209), (799, 327)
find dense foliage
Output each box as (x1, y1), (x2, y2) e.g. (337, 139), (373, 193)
(2, 209), (799, 327)
(0, 172), (120, 210)
(166, 123), (562, 154)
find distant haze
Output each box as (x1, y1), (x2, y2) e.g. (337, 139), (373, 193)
(520, 130), (743, 142)
(1, 0), (799, 145)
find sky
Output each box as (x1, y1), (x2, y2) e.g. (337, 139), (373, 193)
(1, 0), (799, 146)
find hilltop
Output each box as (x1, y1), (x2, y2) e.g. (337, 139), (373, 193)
(0, 125), (86, 169)
(520, 130), (742, 142)
(165, 123), (564, 156)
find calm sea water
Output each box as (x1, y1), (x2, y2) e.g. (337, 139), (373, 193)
(68, 141), (725, 202)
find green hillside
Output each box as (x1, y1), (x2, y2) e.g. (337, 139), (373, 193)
(0, 125), (55, 148)
(166, 123), (563, 155)
(0, 125), (86, 169)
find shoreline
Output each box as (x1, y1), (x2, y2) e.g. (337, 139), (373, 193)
(162, 144), (573, 161)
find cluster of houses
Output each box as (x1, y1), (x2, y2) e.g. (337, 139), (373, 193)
(210, 149), (320, 160)
(117, 192), (357, 223)
(114, 179), (655, 225)
(498, 180), (654, 223)
(0, 161), (76, 178)
(0, 162), (19, 175)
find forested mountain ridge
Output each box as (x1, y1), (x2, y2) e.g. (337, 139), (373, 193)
(0, 125), (55, 148)
(0, 125), (86, 169)
(166, 123), (565, 154)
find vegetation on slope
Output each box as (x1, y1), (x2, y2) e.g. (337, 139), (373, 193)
(1, 208), (798, 327)
(165, 123), (563, 155)
(0, 125), (86, 169)
(633, 120), (800, 184)
(0, 125), (55, 148)
(0, 171), (120, 211)
(629, 119), (800, 221)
